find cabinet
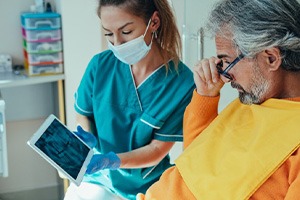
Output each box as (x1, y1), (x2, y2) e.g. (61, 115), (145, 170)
(0, 72), (65, 195)
(21, 12), (64, 76)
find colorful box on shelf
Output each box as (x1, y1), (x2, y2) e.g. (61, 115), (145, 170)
(20, 12), (63, 76)
(23, 40), (62, 54)
(21, 12), (61, 30)
(24, 61), (63, 76)
(23, 50), (63, 65)
(22, 28), (61, 42)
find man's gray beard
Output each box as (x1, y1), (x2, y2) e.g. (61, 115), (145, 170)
(238, 91), (260, 105)
(232, 62), (268, 105)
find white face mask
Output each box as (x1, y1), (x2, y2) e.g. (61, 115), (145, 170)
(108, 19), (153, 65)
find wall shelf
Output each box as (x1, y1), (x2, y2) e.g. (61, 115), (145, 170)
(0, 71), (65, 123)
(0, 72), (65, 89)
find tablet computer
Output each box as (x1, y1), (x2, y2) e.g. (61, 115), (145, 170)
(27, 114), (93, 186)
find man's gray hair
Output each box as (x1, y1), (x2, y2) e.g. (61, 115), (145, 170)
(206, 0), (300, 71)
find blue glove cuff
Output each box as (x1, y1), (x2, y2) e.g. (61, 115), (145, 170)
(107, 152), (121, 170)
(86, 151), (121, 174)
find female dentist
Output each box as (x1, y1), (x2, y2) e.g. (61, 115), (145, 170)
(64, 0), (195, 199)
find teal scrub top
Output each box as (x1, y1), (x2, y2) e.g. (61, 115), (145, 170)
(74, 50), (195, 199)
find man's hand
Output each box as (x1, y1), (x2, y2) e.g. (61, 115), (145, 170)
(193, 57), (225, 97)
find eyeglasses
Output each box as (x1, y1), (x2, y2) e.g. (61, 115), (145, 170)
(216, 53), (244, 80)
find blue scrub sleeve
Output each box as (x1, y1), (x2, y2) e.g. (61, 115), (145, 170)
(74, 55), (97, 116)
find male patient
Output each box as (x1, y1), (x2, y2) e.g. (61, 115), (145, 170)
(137, 0), (300, 199)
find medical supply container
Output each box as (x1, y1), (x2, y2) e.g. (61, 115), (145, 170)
(21, 13), (61, 30)
(23, 40), (62, 54)
(24, 50), (63, 65)
(22, 28), (62, 42)
(21, 12), (63, 76)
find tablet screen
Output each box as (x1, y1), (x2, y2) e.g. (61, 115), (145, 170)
(28, 114), (93, 185)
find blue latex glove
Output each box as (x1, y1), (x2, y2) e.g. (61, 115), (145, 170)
(86, 152), (121, 174)
(73, 125), (97, 148)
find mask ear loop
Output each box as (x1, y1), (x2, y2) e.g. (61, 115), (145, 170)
(143, 19), (152, 37)
(147, 30), (155, 47)
(143, 18), (155, 46)
(153, 31), (158, 39)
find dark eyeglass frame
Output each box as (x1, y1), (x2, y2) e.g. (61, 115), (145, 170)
(216, 53), (244, 80)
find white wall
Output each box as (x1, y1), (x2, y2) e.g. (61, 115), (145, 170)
(56, 0), (103, 130)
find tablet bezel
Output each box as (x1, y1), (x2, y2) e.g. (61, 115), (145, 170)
(27, 114), (93, 186)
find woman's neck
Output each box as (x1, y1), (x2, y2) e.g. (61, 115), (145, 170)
(131, 43), (167, 86)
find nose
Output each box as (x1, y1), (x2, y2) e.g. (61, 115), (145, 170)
(112, 35), (124, 46)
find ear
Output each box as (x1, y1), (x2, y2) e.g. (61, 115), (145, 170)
(263, 47), (282, 72)
(150, 11), (160, 32)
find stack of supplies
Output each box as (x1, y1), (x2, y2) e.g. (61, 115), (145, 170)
(21, 12), (63, 76)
